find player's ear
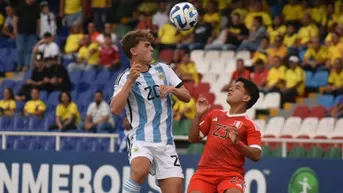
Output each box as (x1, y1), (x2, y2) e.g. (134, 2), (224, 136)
(130, 48), (137, 57)
(242, 95), (251, 103)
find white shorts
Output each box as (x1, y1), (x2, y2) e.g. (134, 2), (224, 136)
(128, 140), (184, 180)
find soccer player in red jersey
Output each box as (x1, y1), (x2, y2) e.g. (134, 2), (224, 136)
(187, 77), (262, 193)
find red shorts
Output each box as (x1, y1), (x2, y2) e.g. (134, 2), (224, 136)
(187, 170), (245, 193)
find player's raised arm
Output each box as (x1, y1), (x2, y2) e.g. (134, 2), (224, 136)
(188, 97), (211, 143)
(110, 62), (141, 115)
(230, 123), (262, 162)
(160, 64), (191, 102)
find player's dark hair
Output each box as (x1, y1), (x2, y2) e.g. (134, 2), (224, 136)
(236, 77), (259, 109)
(121, 29), (154, 59)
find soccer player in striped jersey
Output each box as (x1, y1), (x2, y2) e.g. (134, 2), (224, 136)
(110, 29), (191, 193)
(188, 78), (261, 193)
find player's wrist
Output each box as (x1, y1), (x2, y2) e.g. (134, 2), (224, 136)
(234, 140), (244, 147)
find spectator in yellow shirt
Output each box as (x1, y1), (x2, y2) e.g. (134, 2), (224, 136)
(267, 35), (288, 63)
(311, 0), (327, 26)
(0, 88), (16, 116)
(283, 23), (298, 48)
(261, 56), (287, 93)
(282, 0), (303, 22)
(67, 34), (100, 72)
(252, 37), (269, 65)
(49, 91), (80, 131)
(64, 21), (83, 56)
(203, 1), (221, 32)
(177, 52), (200, 84)
(156, 23), (181, 50)
(297, 13), (319, 47)
(267, 15), (287, 44)
(244, 1), (272, 29)
(238, 16), (267, 51)
(303, 37), (328, 70)
(173, 97), (196, 120)
(59, 0), (85, 27)
(327, 31), (343, 68)
(281, 56), (305, 104)
(322, 58), (343, 96)
(23, 88), (46, 118)
(325, 24), (343, 46)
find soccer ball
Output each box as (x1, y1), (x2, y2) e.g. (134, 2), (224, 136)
(169, 2), (198, 31)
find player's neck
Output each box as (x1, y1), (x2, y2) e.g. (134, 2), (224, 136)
(131, 59), (150, 72)
(228, 105), (246, 115)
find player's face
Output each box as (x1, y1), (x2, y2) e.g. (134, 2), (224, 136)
(226, 81), (250, 105)
(133, 41), (154, 64)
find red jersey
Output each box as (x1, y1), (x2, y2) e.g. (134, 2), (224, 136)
(99, 45), (120, 66)
(231, 70), (251, 82)
(198, 109), (261, 177)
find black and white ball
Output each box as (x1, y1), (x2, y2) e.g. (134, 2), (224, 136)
(169, 2), (198, 31)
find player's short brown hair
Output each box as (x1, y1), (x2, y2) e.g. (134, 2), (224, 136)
(121, 29), (154, 59)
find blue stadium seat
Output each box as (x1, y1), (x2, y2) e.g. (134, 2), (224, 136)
(71, 91), (78, 101)
(6, 140), (14, 149)
(47, 91), (60, 106)
(91, 142), (108, 152)
(61, 140), (77, 151)
(69, 71), (82, 85)
(13, 139), (29, 149)
(96, 69), (112, 83)
(76, 141), (95, 152)
(28, 116), (41, 131)
(80, 70), (97, 83)
(29, 140), (45, 150)
(317, 95), (335, 109)
(12, 115), (26, 131)
(39, 115), (54, 131)
(334, 95), (343, 105)
(23, 70), (32, 81)
(44, 141), (55, 150)
(0, 116), (10, 130)
(305, 71), (313, 87)
(15, 101), (25, 113)
(1, 79), (16, 90)
(312, 71), (329, 87)
(40, 91), (48, 101)
(13, 81), (24, 94)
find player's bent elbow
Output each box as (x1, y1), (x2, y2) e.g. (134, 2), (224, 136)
(251, 154), (262, 162)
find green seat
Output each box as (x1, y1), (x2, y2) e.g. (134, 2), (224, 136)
(324, 147), (342, 159)
(262, 145), (272, 157)
(188, 143), (204, 154)
(288, 146), (306, 158)
(179, 119), (192, 135)
(115, 25), (132, 38)
(172, 120), (182, 135)
(272, 146), (282, 157)
(307, 146), (323, 158)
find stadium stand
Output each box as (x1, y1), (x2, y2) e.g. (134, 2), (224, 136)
(0, 0), (341, 161)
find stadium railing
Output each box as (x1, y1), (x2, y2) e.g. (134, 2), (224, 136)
(0, 131), (342, 159)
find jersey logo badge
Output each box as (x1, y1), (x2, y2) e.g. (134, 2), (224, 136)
(158, 73), (164, 80)
(212, 117), (218, 122)
(133, 147), (139, 152)
(233, 121), (243, 129)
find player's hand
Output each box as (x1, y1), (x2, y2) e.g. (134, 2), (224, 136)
(229, 125), (239, 144)
(196, 97), (211, 116)
(159, 85), (173, 98)
(128, 61), (142, 82)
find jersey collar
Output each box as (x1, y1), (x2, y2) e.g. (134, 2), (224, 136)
(226, 112), (247, 117)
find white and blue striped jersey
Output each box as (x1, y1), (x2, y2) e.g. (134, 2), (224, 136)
(112, 62), (183, 145)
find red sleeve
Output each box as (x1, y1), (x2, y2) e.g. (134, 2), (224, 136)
(231, 71), (238, 81)
(199, 110), (215, 138)
(245, 70), (251, 80)
(246, 121), (262, 150)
